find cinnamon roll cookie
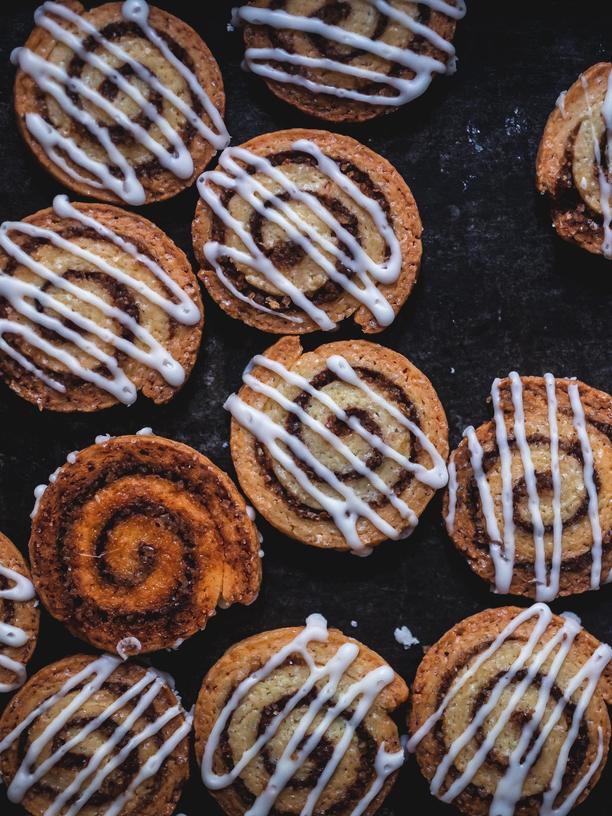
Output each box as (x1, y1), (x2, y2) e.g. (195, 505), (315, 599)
(0, 654), (191, 816)
(29, 433), (262, 654)
(0, 533), (39, 694)
(0, 196), (203, 412)
(195, 613), (408, 816)
(536, 63), (612, 258)
(445, 373), (612, 600)
(407, 604), (612, 816)
(193, 129), (422, 334)
(13, 1), (228, 205)
(226, 336), (449, 555)
(233, 0), (466, 123)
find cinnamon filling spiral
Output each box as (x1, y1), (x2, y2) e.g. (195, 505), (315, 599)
(446, 374), (612, 600)
(0, 655), (191, 816)
(227, 336), (448, 554)
(29, 434), (261, 654)
(235, 0), (466, 116)
(194, 129), (423, 334)
(408, 605), (612, 816)
(13, 1), (229, 204)
(0, 197), (202, 411)
(536, 62), (612, 258)
(196, 615), (408, 816)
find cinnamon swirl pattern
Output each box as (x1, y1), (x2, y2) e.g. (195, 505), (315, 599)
(227, 336), (449, 554)
(195, 614), (408, 816)
(193, 129), (422, 334)
(233, 0), (466, 122)
(408, 604), (612, 816)
(537, 63), (612, 258)
(0, 532), (39, 694)
(445, 374), (612, 600)
(0, 654), (191, 816)
(0, 196), (203, 412)
(13, 1), (229, 204)
(29, 433), (262, 653)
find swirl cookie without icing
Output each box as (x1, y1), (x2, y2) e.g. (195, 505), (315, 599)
(0, 654), (191, 816)
(13, 0), (228, 205)
(0, 196), (203, 412)
(234, 0), (466, 123)
(28, 433), (262, 653)
(0, 532), (39, 695)
(408, 604), (612, 816)
(445, 374), (612, 600)
(193, 129), (422, 334)
(195, 614), (408, 816)
(537, 62), (612, 259)
(227, 336), (449, 555)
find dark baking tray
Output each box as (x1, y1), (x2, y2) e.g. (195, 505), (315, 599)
(1, 1), (611, 813)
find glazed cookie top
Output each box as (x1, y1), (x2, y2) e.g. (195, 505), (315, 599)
(227, 336), (449, 554)
(445, 373), (612, 601)
(408, 604), (612, 816)
(193, 128), (422, 334)
(233, 0), (466, 122)
(29, 432), (261, 653)
(0, 532), (39, 694)
(13, 1), (229, 204)
(536, 62), (612, 258)
(0, 196), (203, 412)
(194, 613), (408, 816)
(0, 654), (191, 816)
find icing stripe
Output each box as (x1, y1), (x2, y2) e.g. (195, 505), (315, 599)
(0, 564), (36, 693)
(0, 195), (199, 405)
(13, 1), (229, 204)
(198, 138), (402, 330)
(201, 614), (404, 816)
(234, 0), (466, 108)
(408, 603), (612, 816)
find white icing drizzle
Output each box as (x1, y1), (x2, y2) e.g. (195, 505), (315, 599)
(0, 564), (36, 693)
(444, 454), (457, 532)
(568, 381), (603, 590)
(197, 138), (402, 330)
(556, 90), (567, 117)
(407, 603), (612, 816)
(580, 69), (612, 258)
(12, 1), (229, 205)
(225, 352), (447, 555)
(394, 625), (419, 650)
(0, 195), (199, 405)
(202, 613), (404, 816)
(0, 653), (192, 815)
(233, 0), (466, 108)
(449, 373), (605, 600)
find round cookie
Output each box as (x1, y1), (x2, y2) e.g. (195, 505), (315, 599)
(0, 532), (39, 694)
(407, 604), (612, 816)
(0, 653), (191, 816)
(13, 0), (228, 205)
(536, 62), (612, 259)
(0, 196), (204, 412)
(29, 433), (262, 654)
(234, 0), (466, 123)
(227, 336), (449, 554)
(193, 128), (422, 334)
(445, 373), (612, 600)
(194, 613), (408, 816)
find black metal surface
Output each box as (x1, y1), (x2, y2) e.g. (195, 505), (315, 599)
(0, 1), (611, 813)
